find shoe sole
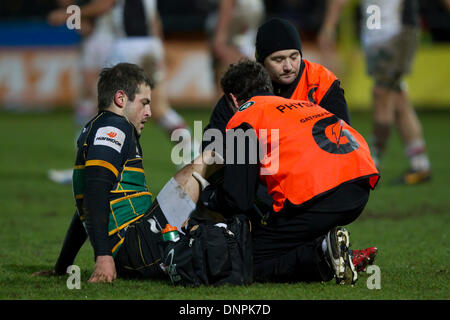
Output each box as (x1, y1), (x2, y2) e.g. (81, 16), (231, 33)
(326, 229), (343, 278)
(327, 227), (357, 285)
(342, 248), (358, 285)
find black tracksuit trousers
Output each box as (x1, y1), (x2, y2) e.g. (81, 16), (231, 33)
(251, 183), (370, 283)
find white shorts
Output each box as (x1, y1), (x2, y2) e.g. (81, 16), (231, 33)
(80, 31), (114, 70)
(106, 36), (165, 82)
(106, 36), (164, 66)
(156, 177), (196, 233)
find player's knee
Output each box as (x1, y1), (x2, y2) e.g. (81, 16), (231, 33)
(374, 73), (404, 93)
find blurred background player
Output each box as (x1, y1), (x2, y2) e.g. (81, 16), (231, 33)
(49, 0), (199, 184)
(47, 0), (116, 184)
(105, 0), (200, 167)
(205, 0), (265, 99)
(318, 0), (432, 184)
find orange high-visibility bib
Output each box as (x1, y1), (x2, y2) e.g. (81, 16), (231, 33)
(289, 59), (337, 104)
(226, 95), (379, 212)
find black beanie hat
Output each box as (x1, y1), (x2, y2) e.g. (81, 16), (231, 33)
(255, 18), (302, 63)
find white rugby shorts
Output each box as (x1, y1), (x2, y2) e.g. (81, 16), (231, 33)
(80, 31), (114, 70)
(106, 36), (164, 67)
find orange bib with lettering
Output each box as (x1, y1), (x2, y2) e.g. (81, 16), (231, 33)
(226, 95), (379, 212)
(291, 59), (337, 104)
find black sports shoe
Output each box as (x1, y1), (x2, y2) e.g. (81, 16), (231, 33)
(390, 169), (431, 185)
(326, 227), (357, 285)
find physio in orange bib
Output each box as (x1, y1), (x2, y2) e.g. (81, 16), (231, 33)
(226, 96), (379, 213)
(199, 60), (380, 285)
(203, 17), (350, 154)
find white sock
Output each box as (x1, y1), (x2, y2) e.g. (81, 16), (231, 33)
(410, 154), (430, 172)
(405, 140), (430, 171)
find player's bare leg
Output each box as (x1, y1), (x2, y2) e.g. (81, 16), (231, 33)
(394, 89), (423, 145)
(371, 85), (396, 169)
(156, 150), (224, 230)
(394, 88), (431, 183)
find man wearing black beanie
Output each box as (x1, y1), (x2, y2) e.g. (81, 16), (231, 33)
(203, 18), (350, 153)
(255, 18), (303, 64)
(254, 18), (348, 118)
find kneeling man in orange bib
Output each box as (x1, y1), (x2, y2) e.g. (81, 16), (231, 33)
(199, 60), (380, 284)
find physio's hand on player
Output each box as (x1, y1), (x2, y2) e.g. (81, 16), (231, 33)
(89, 255), (117, 283)
(192, 172), (210, 191)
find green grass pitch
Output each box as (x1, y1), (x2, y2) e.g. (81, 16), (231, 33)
(0, 108), (449, 300)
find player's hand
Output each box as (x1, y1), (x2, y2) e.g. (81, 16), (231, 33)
(88, 255), (117, 283)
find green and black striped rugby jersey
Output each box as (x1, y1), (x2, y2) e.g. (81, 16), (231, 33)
(72, 111), (152, 255)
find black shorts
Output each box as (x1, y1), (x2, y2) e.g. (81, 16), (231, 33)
(114, 200), (169, 279)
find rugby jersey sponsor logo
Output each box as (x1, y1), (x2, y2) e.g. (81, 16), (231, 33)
(94, 126), (126, 153)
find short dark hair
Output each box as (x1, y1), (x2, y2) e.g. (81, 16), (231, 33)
(220, 59), (273, 103)
(97, 63), (153, 110)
